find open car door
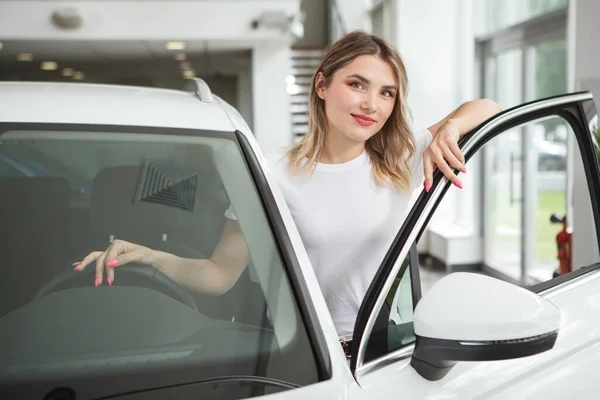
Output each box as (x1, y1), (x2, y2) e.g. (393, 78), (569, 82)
(348, 92), (600, 399)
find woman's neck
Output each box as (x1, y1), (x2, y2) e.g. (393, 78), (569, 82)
(319, 130), (365, 164)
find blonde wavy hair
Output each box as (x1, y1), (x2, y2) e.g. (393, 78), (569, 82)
(286, 30), (416, 191)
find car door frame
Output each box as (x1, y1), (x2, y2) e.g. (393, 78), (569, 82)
(349, 91), (600, 379)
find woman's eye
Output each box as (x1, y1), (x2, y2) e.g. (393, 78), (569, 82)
(350, 82), (364, 90)
(382, 90), (394, 98)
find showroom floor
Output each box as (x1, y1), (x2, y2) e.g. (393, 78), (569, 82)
(420, 265), (446, 294)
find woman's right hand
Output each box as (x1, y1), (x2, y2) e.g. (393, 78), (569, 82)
(73, 240), (157, 286)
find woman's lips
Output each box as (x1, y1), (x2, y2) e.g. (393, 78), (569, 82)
(352, 114), (375, 127)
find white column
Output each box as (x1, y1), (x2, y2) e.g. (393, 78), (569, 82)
(572, 0), (600, 269)
(391, 0), (481, 267)
(237, 68), (253, 131)
(329, 0), (372, 41)
(252, 41), (293, 156)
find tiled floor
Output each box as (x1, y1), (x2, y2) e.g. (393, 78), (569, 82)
(419, 265), (447, 294)
(418, 258), (489, 295)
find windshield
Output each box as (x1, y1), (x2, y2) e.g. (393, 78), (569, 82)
(0, 124), (319, 399)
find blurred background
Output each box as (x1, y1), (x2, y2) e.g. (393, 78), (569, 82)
(1, 0), (598, 288)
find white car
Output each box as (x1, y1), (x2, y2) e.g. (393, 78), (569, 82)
(0, 80), (599, 400)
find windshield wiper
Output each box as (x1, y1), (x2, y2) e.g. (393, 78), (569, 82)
(92, 375), (300, 399)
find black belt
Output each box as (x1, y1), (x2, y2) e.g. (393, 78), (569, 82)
(340, 339), (353, 360)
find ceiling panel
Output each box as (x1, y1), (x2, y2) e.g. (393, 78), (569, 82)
(0, 39), (252, 63)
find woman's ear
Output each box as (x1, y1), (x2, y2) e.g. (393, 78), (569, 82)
(315, 72), (326, 100)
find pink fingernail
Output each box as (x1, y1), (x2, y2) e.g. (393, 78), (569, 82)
(94, 278), (99, 287)
(106, 259), (119, 267)
(424, 183), (431, 193)
(74, 264), (81, 270)
(454, 180), (463, 189)
(461, 168), (467, 173)
(107, 277), (112, 286)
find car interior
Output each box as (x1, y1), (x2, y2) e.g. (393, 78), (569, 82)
(0, 129), (323, 400)
(0, 136), (269, 324)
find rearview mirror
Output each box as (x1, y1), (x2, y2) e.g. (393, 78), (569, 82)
(411, 273), (560, 381)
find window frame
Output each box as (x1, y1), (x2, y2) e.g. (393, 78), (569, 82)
(361, 244), (421, 366)
(351, 92), (600, 379)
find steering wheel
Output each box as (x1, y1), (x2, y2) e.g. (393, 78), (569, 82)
(33, 263), (199, 311)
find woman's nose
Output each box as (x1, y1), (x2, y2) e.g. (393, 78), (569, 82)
(361, 93), (377, 113)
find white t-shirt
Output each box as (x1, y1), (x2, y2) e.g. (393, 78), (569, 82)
(227, 129), (433, 337)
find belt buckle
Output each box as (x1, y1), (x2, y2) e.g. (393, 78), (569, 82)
(340, 338), (352, 360)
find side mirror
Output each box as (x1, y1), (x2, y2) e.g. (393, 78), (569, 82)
(411, 273), (560, 381)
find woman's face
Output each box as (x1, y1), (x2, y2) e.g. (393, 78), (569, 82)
(317, 54), (398, 143)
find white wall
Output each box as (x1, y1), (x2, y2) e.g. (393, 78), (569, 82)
(0, 1), (299, 41)
(394, 0), (465, 131)
(392, 0), (480, 264)
(571, 0), (600, 268)
(252, 41), (293, 155)
(330, 0), (372, 41)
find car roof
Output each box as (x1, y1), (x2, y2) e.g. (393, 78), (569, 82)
(0, 81), (247, 133)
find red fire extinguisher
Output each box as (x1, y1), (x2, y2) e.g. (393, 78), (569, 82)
(551, 213), (572, 277)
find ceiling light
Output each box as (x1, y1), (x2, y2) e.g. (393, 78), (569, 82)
(41, 61), (58, 71)
(165, 41), (186, 51)
(286, 84), (301, 95)
(17, 53), (34, 62)
(73, 71), (85, 80)
(182, 69), (195, 79)
(62, 68), (74, 77)
(175, 52), (186, 61)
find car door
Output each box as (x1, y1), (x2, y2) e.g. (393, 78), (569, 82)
(348, 91), (600, 399)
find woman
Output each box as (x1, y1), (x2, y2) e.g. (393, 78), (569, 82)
(74, 31), (501, 340)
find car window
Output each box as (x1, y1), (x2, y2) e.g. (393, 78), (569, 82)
(480, 115), (599, 285)
(0, 158), (21, 177)
(363, 248), (418, 363)
(0, 125), (320, 399)
(355, 95), (600, 372)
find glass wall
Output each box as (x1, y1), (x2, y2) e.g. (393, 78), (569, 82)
(484, 49), (524, 282)
(477, 0), (568, 35)
(478, 1), (568, 285)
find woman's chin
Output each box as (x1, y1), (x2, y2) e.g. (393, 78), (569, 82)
(347, 130), (377, 143)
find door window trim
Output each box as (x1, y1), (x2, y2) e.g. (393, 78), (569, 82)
(235, 130), (332, 380)
(351, 91), (600, 378)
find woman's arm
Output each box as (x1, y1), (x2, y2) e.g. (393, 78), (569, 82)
(77, 218), (250, 294)
(427, 98), (503, 138)
(153, 219), (250, 295)
(423, 99), (502, 190)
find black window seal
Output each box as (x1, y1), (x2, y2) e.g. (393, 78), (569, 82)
(0, 122), (237, 139)
(529, 263), (600, 293)
(409, 244), (422, 308)
(235, 131), (332, 381)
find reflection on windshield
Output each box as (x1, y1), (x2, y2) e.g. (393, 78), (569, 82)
(0, 127), (318, 399)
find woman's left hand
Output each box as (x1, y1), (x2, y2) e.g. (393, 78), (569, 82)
(423, 119), (465, 192)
